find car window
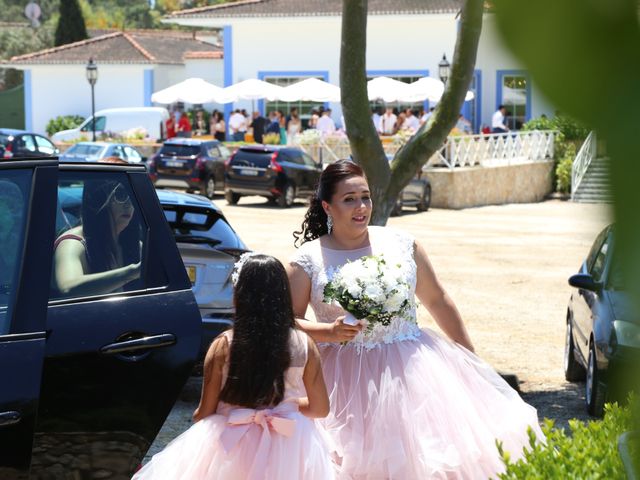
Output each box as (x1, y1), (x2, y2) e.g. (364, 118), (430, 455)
(206, 145), (218, 157)
(607, 252), (624, 290)
(0, 134), (9, 147)
(590, 236), (609, 282)
(124, 146), (142, 162)
(0, 171), (31, 334)
(50, 173), (152, 300)
(74, 144), (104, 156)
(17, 134), (37, 154)
(111, 145), (125, 159)
(162, 205), (244, 251)
(159, 144), (200, 157)
(586, 226), (610, 272)
(35, 135), (56, 155)
(81, 116), (106, 132)
(218, 145), (231, 158)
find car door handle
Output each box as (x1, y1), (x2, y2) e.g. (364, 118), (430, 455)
(100, 333), (176, 355)
(0, 411), (21, 427)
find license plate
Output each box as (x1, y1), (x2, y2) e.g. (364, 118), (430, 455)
(166, 160), (184, 168)
(239, 168), (258, 176)
(186, 265), (196, 284)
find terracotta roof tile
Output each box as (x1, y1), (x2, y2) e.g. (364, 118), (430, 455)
(169, 0), (461, 18)
(6, 31), (222, 65)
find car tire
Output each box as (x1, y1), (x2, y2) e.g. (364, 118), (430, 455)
(564, 319), (586, 382)
(416, 184), (431, 212)
(586, 341), (606, 417)
(278, 183), (295, 208)
(204, 176), (216, 199)
(225, 191), (241, 205)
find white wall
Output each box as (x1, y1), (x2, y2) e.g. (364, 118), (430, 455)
(29, 64), (147, 134)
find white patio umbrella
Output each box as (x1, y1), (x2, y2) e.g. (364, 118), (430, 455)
(151, 77), (225, 105)
(402, 77), (475, 103)
(276, 78), (341, 102)
(218, 78), (285, 103)
(367, 77), (414, 103)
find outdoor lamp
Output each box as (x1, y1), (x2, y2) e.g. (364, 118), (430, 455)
(438, 54), (451, 84)
(85, 58), (98, 141)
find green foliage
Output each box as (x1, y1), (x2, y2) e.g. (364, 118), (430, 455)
(555, 143), (576, 194)
(522, 114), (589, 142)
(262, 132), (280, 145)
(45, 115), (85, 136)
(497, 401), (632, 479)
(54, 0), (88, 47)
(0, 25), (55, 89)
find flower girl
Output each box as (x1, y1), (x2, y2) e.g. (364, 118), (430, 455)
(133, 254), (335, 480)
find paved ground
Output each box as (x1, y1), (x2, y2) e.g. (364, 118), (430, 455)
(145, 196), (612, 461)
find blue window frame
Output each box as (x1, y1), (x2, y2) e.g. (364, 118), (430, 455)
(496, 70), (531, 130)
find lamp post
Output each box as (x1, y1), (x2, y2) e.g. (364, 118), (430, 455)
(438, 54), (451, 84)
(85, 58), (98, 141)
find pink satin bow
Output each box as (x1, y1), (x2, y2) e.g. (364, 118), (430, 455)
(220, 403), (297, 454)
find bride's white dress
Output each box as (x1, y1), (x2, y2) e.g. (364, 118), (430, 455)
(291, 226), (543, 479)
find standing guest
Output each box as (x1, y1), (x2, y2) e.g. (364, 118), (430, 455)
(287, 160), (544, 479)
(165, 111), (176, 139)
(176, 112), (192, 138)
(456, 114), (473, 134)
(266, 111), (281, 135)
(404, 108), (420, 132)
(210, 111), (226, 142)
(492, 105), (510, 134)
(287, 111), (302, 144)
(393, 112), (407, 135)
(371, 108), (383, 134)
(193, 109), (208, 136)
(134, 254), (335, 480)
(228, 109), (247, 142)
(278, 110), (288, 145)
(249, 111), (268, 144)
(316, 110), (336, 135)
(420, 107), (435, 127)
(380, 107), (397, 135)
(308, 109), (320, 129)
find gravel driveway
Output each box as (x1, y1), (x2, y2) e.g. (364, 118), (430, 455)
(146, 197), (611, 461)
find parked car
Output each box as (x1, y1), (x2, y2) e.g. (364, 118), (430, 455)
(0, 157), (201, 477)
(564, 224), (639, 416)
(0, 128), (59, 159)
(51, 107), (168, 143)
(148, 138), (231, 199)
(58, 141), (145, 163)
(224, 145), (323, 207)
(385, 154), (432, 216)
(157, 189), (249, 357)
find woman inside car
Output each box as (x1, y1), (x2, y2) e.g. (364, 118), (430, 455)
(52, 179), (142, 297)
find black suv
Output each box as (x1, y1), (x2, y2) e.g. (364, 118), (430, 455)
(0, 158), (201, 477)
(224, 146), (323, 207)
(148, 138), (231, 198)
(0, 128), (58, 159)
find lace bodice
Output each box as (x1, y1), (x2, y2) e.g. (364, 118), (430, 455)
(291, 226), (421, 350)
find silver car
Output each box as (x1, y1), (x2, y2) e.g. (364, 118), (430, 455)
(157, 190), (249, 357)
(58, 141), (145, 163)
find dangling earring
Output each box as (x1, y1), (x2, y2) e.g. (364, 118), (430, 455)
(326, 214), (333, 235)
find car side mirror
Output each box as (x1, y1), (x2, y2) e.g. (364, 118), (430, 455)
(568, 273), (602, 292)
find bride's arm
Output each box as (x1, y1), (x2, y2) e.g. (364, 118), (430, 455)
(413, 241), (475, 353)
(286, 263), (362, 343)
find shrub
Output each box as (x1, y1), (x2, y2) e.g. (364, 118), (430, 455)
(522, 114), (589, 142)
(497, 400), (633, 479)
(46, 115), (85, 137)
(555, 143), (576, 194)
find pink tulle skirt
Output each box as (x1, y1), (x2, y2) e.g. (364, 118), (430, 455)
(318, 328), (544, 479)
(133, 402), (336, 480)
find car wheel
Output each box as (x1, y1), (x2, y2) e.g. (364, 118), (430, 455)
(204, 176), (216, 199)
(225, 190), (241, 205)
(416, 184), (431, 212)
(564, 319), (586, 382)
(586, 341), (606, 417)
(278, 183), (295, 208)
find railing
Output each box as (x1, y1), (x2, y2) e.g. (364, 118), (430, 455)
(294, 130), (556, 170)
(571, 131), (597, 199)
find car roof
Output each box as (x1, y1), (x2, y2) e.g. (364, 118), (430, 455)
(69, 141), (112, 147)
(156, 189), (222, 212)
(237, 145), (299, 153)
(0, 128), (28, 135)
(162, 138), (218, 146)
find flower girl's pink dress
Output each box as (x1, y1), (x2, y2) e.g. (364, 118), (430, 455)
(133, 329), (335, 480)
(291, 226), (544, 479)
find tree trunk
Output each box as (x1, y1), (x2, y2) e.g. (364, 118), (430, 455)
(340, 0), (484, 225)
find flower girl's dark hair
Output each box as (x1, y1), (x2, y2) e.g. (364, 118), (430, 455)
(219, 254), (295, 408)
(293, 159), (365, 247)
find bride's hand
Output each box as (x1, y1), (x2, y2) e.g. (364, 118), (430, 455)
(330, 316), (363, 343)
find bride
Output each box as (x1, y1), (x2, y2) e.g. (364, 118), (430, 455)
(287, 159), (543, 479)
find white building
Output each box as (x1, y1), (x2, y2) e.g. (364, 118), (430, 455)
(4, 30), (223, 134)
(164, 0), (553, 133)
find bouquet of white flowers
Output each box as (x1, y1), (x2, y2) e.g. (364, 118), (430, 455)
(323, 255), (411, 331)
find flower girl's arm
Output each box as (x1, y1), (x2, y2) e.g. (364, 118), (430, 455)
(299, 336), (330, 418)
(414, 241), (476, 353)
(193, 335), (227, 422)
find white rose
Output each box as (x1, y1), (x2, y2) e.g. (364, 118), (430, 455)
(347, 283), (363, 298)
(364, 283), (384, 303)
(386, 291), (406, 312)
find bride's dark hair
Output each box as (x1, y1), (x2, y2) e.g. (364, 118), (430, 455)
(293, 159), (365, 247)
